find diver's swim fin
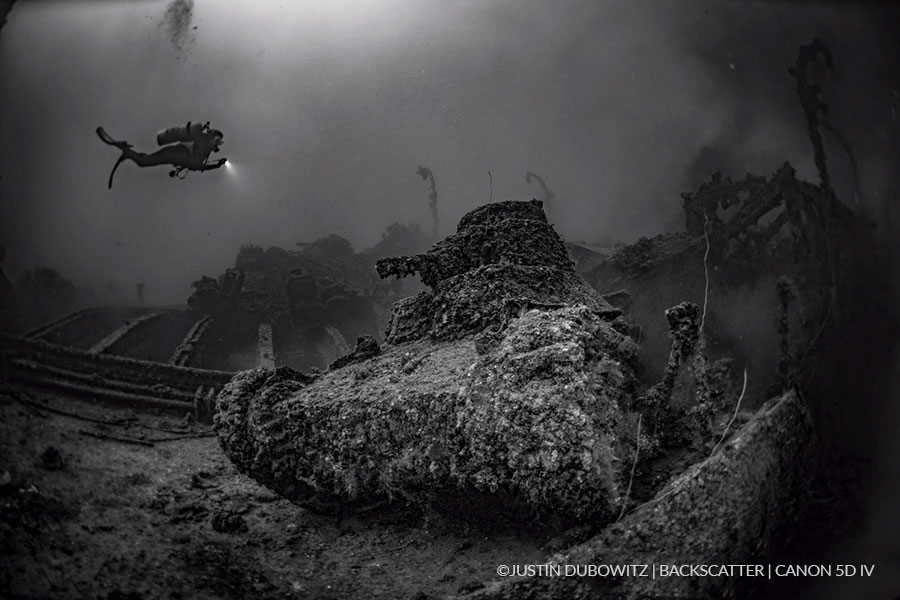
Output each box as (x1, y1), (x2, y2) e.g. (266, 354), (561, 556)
(98, 126), (131, 189)
(107, 154), (126, 189)
(96, 126), (131, 150)
(96, 126), (117, 145)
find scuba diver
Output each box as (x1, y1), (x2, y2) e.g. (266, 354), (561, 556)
(96, 121), (227, 189)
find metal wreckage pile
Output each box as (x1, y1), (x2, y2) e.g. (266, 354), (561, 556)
(213, 148), (878, 596)
(185, 236), (391, 372)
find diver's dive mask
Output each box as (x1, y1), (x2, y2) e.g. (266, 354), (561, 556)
(210, 130), (224, 153)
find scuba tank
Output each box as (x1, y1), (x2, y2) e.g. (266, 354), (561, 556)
(156, 121), (207, 146)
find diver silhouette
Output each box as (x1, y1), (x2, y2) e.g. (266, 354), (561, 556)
(96, 121), (227, 189)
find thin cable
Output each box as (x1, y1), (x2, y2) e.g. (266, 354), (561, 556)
(616, 414), (642, 522)
(700, 212), (711, 333)
(709, 368), (748, 458)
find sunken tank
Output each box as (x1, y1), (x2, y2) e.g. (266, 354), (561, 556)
(215, 200), (639, 522)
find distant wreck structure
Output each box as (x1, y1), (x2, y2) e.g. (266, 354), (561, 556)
(185, 235), (386, 372)
(416, 165), (439, 239)
(587, 161), (882, 446)
(789, 38), (834, 191)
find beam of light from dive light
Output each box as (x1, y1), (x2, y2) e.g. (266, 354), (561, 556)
(223, 160), (243, 182)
